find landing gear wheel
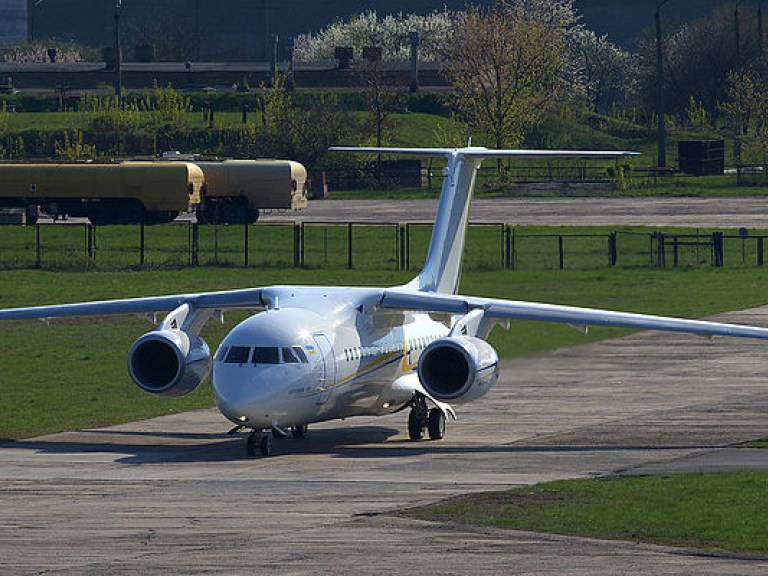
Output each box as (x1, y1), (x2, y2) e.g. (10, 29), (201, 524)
(427, 409), (446, 440)
(291, 425), (307, 439)
(260, 434), (273, 457)
(408, 410), (425, 440)
(246, 432), (258, 457)
(408, 394), (430, 441)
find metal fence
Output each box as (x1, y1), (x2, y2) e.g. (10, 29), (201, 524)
(0, 222), (766, 271)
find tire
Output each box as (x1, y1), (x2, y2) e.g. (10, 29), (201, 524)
(25, 205), (39, 225)
(201, 196), (249, 225)
(87, 199), (146, 225)
(408, 409), (425, 441)
(246, 434), (257, 457)
(291, 425), (307, 439)
(260, 434), (273, 457)
(427, 409), (446, 440)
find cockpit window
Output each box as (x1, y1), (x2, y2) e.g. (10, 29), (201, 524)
(224, 346), (250, 364)
(282, 347), (300, 364)
(293, 346), (308, 363)
(215, 346), (229, 361)
(252, 347), (279, 364)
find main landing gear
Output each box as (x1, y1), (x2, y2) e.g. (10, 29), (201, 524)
(408, 394), (446, 441)
(244, 425), (309, 457)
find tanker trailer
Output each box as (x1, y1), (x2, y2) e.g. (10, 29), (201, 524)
(195, 159), (307, 224)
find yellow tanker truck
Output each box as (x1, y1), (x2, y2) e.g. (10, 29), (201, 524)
(0, 158), (308, 225)
(0, 161), (204, 225)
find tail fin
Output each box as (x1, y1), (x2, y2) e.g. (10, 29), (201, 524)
(330, 146), (639, 294)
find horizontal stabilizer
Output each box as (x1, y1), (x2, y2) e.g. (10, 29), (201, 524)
(330, 146), (640, 159)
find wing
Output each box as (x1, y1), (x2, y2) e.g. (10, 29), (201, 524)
(0, 288), (265, 320)
(380, 289), (768, 340)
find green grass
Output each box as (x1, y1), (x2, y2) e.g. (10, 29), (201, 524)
(3, 265), (768, 440)
(402, 472), (768, 553)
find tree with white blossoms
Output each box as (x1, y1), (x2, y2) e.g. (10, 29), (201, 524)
(570, 29), (637, 113)
(294, 10), (456, 63)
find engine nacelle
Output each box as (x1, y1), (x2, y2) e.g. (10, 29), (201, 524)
(417, 336), (499, 404)
(127, 329), (211, 397)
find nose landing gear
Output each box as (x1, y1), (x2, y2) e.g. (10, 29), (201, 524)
(246, 430), (273, 457)
(243, 424), (310, 457)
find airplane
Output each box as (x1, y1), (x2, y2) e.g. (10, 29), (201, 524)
(3, 145), (768, 458)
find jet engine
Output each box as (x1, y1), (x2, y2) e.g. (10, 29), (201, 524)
(127, 329), (211, 397)
(417, 336), (499, 404)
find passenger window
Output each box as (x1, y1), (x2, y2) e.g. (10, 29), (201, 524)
(253, 347), (279, 364)
(282, 347), (300, 364)
(224, 346), (250, 364)
(293, 346), (308, 363)
(215, 346), (229, 361)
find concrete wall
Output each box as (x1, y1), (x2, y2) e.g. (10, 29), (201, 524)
(0, 0), (27, 47)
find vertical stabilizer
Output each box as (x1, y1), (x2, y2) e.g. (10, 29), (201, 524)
(413, 151), (480, 294)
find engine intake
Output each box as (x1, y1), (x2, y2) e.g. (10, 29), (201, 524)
(417, 336), (499, 403)
(128, 329), (211, 397)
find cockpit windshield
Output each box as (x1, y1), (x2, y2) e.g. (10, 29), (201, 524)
(217, 345), (310, 365)
(224, 346), (250, 364)
(253, 347), (280, 364)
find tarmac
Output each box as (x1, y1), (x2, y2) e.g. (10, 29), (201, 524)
(260, 196), (768, 228)
(4, 306), (768, 574)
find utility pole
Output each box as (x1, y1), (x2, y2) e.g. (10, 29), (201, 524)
(759, 3), (764, 59)
(655, 0), (670, 169)
(114, 0), (123, 109)
(734, 1), (745, 165)
(735, 2), (742, 72)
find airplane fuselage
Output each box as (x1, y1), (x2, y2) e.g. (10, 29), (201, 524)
(211, 286), (449, 430)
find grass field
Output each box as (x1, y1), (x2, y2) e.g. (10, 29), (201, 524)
(401, 472), (768, 553)
(3, 265), (768, 440)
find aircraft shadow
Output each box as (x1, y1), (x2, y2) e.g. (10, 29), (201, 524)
(1, 425), (402, 464)
(1, 426), (729, 464)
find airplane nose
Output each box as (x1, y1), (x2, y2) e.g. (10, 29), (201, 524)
(212, 370), (285, 428)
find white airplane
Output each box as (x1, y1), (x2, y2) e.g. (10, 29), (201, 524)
(4, 146), (768, 458)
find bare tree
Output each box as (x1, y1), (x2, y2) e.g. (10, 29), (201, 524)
(445, 0), (567, 149)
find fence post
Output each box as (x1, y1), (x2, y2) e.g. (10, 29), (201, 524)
(35, 223), (41, 268)
(673, 236), (679, 267)
(191, 222), (199, 266)
(347, 223), (353, 269)
(214, 224), (219, 265)
(499, 224), (504, 270)
(86, 224), (95, 264)
(301, 222), (306, 267)
(713, 232), (724, 267)
(243, 223), (249, 267)
(608, 232), (617, 266)
(656, 233), (665, 268)
(505, 225), (511, 269)
(139, 222), (145, 266)
(511, 227), (516, 270)
(759, 237), (764, 267)
(294, 224), (301, 268)
(558, 235), (564, 269)
(406, 223), (411, 271)
(399, 225), (406, 270)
